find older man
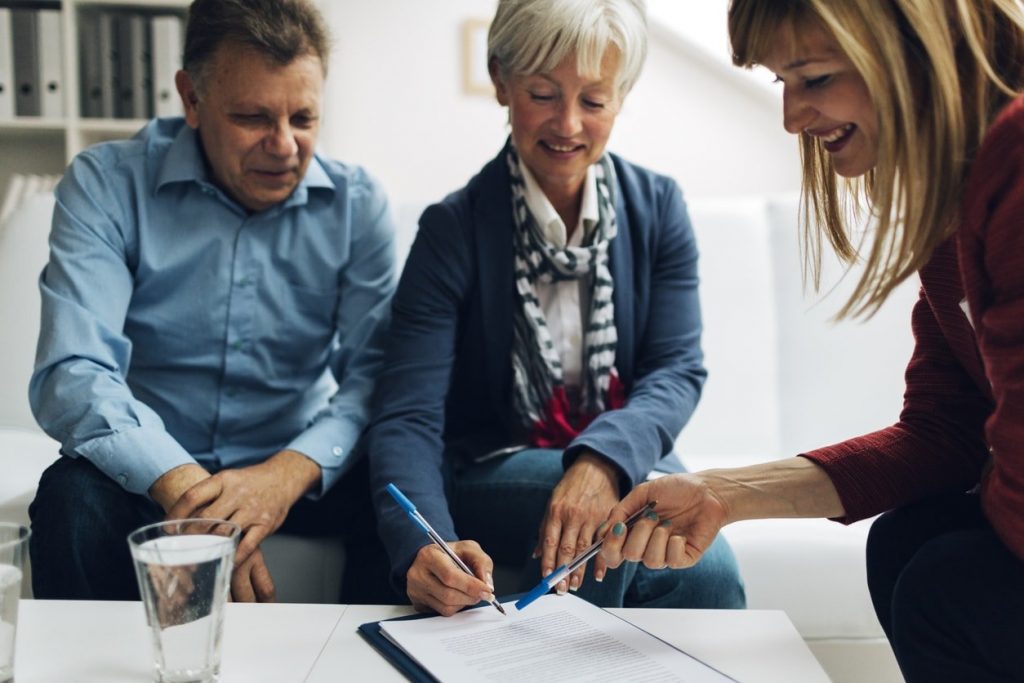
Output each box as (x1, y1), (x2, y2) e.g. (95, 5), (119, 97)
(28, 0), (396, 603)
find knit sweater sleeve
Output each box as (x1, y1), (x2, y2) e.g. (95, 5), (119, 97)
(961, 95), (1024, 562)
(800, 279), (991, 523)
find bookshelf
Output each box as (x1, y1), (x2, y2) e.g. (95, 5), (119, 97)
(0, 0), (189, 194)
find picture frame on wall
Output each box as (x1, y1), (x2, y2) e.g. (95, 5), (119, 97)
(461, 18), (492, 96)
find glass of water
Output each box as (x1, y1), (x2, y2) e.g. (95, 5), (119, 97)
(0, 523), (29, 683)
(128, 519), (240, 683)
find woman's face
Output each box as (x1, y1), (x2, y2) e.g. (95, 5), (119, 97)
(493, 48), (622, 202)
(760, 24), (878, 177)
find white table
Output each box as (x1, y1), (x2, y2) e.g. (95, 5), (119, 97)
(14, 599), (828, 682)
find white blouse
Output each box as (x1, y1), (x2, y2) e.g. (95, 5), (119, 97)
(518, 159), (599, 395)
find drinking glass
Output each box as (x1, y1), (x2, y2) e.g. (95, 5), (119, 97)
(128, 519), (240, 683)
(0, 523), (29, 683)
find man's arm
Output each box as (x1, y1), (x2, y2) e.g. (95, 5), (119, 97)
(30, 150), (199, 495)
(285, 169), (397, 497)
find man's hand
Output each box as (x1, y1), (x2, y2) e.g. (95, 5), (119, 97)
(599, 473), (726, 570)
(164, 450), (322, 568)
(533, 451), (620, 593)
(230, 547), (276, 603)
(406, 541), (497, 616)
(149, 463), (212, 513)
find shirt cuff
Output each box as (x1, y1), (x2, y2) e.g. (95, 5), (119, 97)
(286, 416), (363, 498)
(75, 426), (196, 496)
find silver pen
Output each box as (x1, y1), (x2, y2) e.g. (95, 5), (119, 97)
(386, 483), (506, 615)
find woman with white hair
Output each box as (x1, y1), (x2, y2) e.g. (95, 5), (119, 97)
(367, 0), (745, 615)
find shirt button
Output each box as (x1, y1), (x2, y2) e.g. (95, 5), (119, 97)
(232, 340), (245, 351)
(225, 388), (237, 397)
(237, 276), (250, 286)
(117, 474), (128, 486)
(332, 446), (344, 457)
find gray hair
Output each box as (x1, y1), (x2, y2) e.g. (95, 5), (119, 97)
(487, 0), (648, 96)
(183, 0), (331, 93)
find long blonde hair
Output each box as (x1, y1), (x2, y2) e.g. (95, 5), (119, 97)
(729, 0), (1024, 318)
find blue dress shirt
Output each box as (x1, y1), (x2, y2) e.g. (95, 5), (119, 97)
(30, 118), (396, 497)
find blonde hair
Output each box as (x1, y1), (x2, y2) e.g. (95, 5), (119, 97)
(488, 0), (648, 97)
(729, 0), (1024, 318)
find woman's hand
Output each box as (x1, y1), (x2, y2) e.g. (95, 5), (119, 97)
(534, 451), (620, 593)
(406, 541), (497, 616)
(601, 459), (846, 569)
(599, 474), (728, 570)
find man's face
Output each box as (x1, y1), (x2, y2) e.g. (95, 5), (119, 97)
(176, 42), (324, 212)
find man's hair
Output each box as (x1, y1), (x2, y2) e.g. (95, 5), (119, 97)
(487, 0), (648, 98)
(729, 0), (1024, 318)
(183, 0), (331, 92)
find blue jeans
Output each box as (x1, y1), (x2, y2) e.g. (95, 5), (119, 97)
(28, 454), (399, 603)
(866, 492), (1024, 682)
(451, 449), (745, 608)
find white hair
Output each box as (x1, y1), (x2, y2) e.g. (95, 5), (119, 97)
(487, 0), (648, 96)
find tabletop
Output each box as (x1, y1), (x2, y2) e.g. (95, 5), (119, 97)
(13, 599), (828, 682)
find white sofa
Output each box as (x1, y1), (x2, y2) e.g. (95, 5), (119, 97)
(0, 191), (909, 681)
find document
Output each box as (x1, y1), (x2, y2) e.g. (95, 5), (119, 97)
(378, 593), (733, 682)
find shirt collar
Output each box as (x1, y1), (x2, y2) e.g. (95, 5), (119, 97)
(154, 124), (336, 209)
(517, 158), (599, 248)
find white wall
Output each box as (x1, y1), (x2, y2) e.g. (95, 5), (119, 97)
(316, 1), (800, 207)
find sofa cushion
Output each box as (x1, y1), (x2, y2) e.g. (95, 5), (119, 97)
(0, 191), (53, 431)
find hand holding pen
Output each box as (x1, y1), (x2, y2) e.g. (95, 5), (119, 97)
(386, 484), (507, 616)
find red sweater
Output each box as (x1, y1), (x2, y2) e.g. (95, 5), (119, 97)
(803, 94), (1024, 562)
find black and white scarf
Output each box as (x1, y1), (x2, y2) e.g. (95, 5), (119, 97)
(507, 145), (622, 447)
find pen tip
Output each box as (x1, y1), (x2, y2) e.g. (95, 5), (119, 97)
(495, 602), (507, 615)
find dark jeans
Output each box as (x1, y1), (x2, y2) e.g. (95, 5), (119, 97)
(453, 448), (746, 608)
(866, 492), (1024, 682)
(29, 454), (399, 604)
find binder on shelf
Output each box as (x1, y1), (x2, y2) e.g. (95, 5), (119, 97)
(114, 12), (131, 118)
(150, 13), (183, 118)
(0, 8), (14, 120)
(37, 8), (63, 118)
(99, 10), (118, 118)
(116, 12), (150, 120)
(11, 9), (40, 117)
(78, 10), (103, 118)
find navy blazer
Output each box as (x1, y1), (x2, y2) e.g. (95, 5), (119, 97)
(368, 143), (706, 580)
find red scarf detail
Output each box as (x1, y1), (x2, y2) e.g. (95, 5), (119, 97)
(528, 372), (626, 448)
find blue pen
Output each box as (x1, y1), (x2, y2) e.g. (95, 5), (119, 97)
(386, 483), (506, 615)
(515, 501), (658, 611)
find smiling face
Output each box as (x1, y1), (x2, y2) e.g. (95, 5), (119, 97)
(176, 42), (323, 212)
(492, 48), (622, 206)
(761, 24), (878, 178)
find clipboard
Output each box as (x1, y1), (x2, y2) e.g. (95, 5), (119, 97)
(358, 598), (500, 683)
(357, 594), (737, 683)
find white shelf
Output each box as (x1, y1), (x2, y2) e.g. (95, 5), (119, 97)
(1, 0), (185, 189)
(0, 118), (68, 132)
(74, 0), (189, 9)
(76, 117), (149, 133)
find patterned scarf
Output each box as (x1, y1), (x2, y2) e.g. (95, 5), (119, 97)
(508, 145), (625, 448)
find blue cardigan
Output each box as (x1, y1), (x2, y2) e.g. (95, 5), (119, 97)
(368, 143), (707, 582)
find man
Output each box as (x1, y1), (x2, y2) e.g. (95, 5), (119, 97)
(27, 0), (396, 603)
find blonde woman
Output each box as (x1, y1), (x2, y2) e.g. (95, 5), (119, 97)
(600, 1), (1024, 679)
